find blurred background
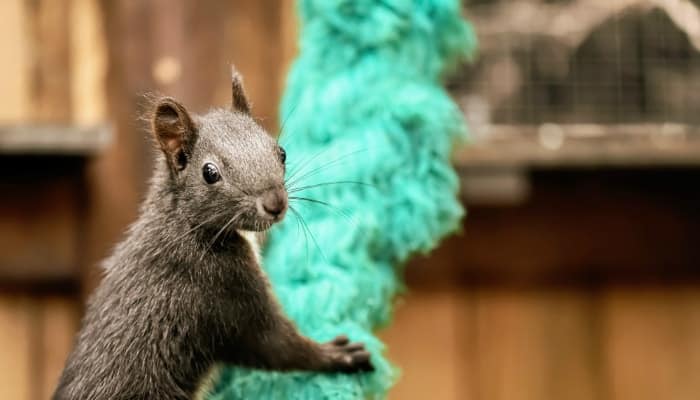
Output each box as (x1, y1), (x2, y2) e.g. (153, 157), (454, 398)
(1, 0), (699, 399)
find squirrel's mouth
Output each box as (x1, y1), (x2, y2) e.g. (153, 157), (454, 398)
(236, 208), (282, 233)
(247, 217), (276, 232)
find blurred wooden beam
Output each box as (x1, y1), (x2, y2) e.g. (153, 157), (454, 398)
(0, 124), (111, 155)
(455, 124), (700, 169)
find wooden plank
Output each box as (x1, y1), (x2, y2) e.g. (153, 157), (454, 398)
(467, 288), (599, 400)
(602, 286), (700, 400)
(380, 289), (462, 400)
(38, 296), (80, 400)
(222, 0), (284, 131)
(0, 0), (29, 122)
(70, 0), (108, 125)
(0, 295), (32, 400)
(25, 0), (73, 122)
(149, 0), (185, 97)
(174, 0), (223, 108)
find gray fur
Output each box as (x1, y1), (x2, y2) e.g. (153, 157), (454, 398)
(53, 77), (372, 400)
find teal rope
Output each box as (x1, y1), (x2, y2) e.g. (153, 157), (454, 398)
(210, 1), (475, 398)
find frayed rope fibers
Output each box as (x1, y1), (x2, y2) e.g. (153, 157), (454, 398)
(209, 1), (475, 398)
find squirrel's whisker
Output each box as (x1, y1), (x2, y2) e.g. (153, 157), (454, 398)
(287, 180), (375, 194)
(276, 101), (301, 145)
(285, 148), (367, 190)
(289, 196), (358, 228)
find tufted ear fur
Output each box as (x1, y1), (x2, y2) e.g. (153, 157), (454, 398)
(231, 66), (251, 114)
(151, 97), (196, 172)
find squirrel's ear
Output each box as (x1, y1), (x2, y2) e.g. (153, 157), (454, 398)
(231, 66), (251, 114)
(151, 97), (196, 172)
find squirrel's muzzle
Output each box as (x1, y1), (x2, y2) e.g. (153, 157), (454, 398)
(257, 187), (288, 221)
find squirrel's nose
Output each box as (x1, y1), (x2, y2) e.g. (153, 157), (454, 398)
(258, 188), (287, 219)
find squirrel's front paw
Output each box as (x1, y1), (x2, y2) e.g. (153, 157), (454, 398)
(321, 335), (374, 372)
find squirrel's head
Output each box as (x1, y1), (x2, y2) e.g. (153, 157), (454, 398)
(150, 68), (287, 233)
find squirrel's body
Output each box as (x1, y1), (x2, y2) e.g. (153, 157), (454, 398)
(53, 72), (372, 400)
(56, 176), (271, 399)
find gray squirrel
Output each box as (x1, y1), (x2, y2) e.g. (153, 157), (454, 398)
(53, 70), (373, 400)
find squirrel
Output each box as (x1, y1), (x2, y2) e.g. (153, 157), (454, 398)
(53, 69), (373, 400)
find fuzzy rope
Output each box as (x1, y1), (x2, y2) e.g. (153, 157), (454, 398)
(209, 1), (475, 398)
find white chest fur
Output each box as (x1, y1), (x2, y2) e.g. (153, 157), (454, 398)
(237, 230), (261, 264)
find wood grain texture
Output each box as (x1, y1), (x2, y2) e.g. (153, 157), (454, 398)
(467, 288), (599, 400)
(38, 296), (81, 400)
(0, 295), (33, 400)
(382, 286), (605, 400)
(25, 0), (72, 122)
(0, 0), (29, 122)
(221, 0), (284, 131)
(380, 289), (462, 400)
(70, 0), (107, 125)
(602, 286), (700, 400)
(149, 0), (185, 97)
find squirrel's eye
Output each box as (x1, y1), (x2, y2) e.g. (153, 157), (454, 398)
(202, 163), (221, 184)
(279, 147), (286, 164)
